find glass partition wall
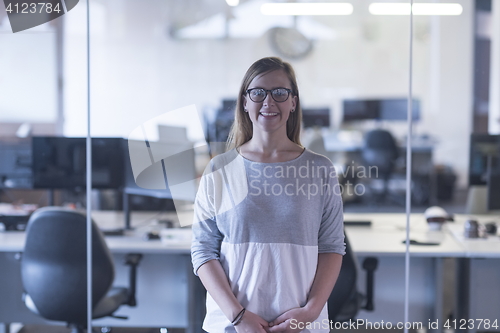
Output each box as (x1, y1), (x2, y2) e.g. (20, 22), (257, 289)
(87, 0), (414, 331)
(0, 0), (89, 330)
(3, 0), (498, 332)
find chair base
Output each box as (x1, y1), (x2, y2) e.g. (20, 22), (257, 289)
(68, 324), (101, 333)
(69, 324), (85, 333)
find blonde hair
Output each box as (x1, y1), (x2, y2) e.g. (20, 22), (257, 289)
(226, 57), (302, 150)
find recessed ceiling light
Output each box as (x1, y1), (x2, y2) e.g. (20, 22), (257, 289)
(261, 3), (353, 16)
(369, 3), (463, 16)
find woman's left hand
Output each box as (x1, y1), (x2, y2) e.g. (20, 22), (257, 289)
(267, 307), (316, 333)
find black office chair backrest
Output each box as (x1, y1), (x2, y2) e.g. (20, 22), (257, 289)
(21, 207), (114, 324)
(362, 129), (399, 176)
(328, 234), (359, 322)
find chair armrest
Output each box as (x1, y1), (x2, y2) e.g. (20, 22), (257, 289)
(124, 253), (143, 306)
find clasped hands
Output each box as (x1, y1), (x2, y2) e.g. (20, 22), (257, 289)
(234, 306), (317, 333)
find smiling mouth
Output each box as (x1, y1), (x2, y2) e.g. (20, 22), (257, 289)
(260, 112), (279, 117)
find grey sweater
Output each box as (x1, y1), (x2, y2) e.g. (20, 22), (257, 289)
(191, 148), (345, 333)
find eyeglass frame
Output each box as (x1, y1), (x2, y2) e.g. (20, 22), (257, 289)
(245, 87), (294, 103)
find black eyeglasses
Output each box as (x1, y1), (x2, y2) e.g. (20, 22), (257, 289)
(246, 88), (293, 103)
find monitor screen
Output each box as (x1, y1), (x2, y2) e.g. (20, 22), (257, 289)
(469, 134), (500, 186)
(302, 107), (330, 128)
(379, 99), (420, 121)
(488, 173), (500, 210)
(343, 100), (379, 122)
(0, 138), (32, 189)
(222, 99), (237, 114)
(343, 98), (420, 122)
(32, 137), (125, 189)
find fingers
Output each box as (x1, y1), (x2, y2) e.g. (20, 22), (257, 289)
(269, 312), (290, 327)
(268, 319), (289, 332)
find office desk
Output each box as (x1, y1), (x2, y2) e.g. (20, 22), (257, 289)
(2, 212), (498, 333)
(346, 213), (500, 333)
(0, 211), (205, 333)
(345, 213), (464, 257)
(344, 213), (465, 329)
(446, 215), (500, 332)
(0, 212), (460, 332)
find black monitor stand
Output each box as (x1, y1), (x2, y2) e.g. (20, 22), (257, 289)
(123, 191), (132, 230)
(48, 189), (55, 206)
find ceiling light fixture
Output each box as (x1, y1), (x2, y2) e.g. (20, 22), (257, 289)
(226, 0), (239, 7)
(261, 3), (353, 16)
(413, 3), (463, 15)
(369, 3), (463, 16)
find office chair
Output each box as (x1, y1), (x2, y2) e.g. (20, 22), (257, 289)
(21, 207), (142, 333)
(361, 129), (399, 203)
(328, 235), (378, 322)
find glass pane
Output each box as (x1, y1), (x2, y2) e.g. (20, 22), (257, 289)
(80, 1), (500, 333)
(411, 0), (500, 329)
(430, 0), (500, 327)
(410, 2), (473, 327)
(86, 0), (414, 332)
(0, 1), (89, 330)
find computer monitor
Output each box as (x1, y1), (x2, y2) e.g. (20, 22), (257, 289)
(32, 137), (125, 189)
(343, 100), (379, 122)
(302, 107), (330, 128)
(0, 138), (32, 189)
(469, 134), (500, 186)
(379, 98), (420, 121)
(342, 98), (420, 122)
(222, 99), (237, 113)
(487, 173), (500, 210)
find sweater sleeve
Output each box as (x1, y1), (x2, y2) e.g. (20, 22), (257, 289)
(318, 164), (346, 255)
(191, 169), (223, 276)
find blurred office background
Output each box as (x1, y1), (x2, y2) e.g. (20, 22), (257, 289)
(2, 0), (500, 332)
(1, 0), (491, 212)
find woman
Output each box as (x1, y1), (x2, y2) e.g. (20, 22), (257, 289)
(191, 57), (345, 333)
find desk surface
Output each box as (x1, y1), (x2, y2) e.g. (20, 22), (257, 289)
(344, 213), (465, 257)
(3, 211), (499, 258)
(0, 210), (192, 253)
(446, 214), (500, 258)
(0, 230), (191, 254)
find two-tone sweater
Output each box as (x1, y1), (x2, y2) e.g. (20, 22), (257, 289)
(191, 148), (345, 333)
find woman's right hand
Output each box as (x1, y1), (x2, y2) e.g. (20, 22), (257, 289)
(234, 310), (270, 333)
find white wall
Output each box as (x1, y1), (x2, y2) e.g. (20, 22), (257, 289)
(58, 0), (472, 188)
(0, 25), (57, 122)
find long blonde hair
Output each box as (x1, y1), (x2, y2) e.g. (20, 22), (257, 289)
(226, 57), (302, 150)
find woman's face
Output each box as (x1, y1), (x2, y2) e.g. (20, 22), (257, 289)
(243, 69), (297, 138)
